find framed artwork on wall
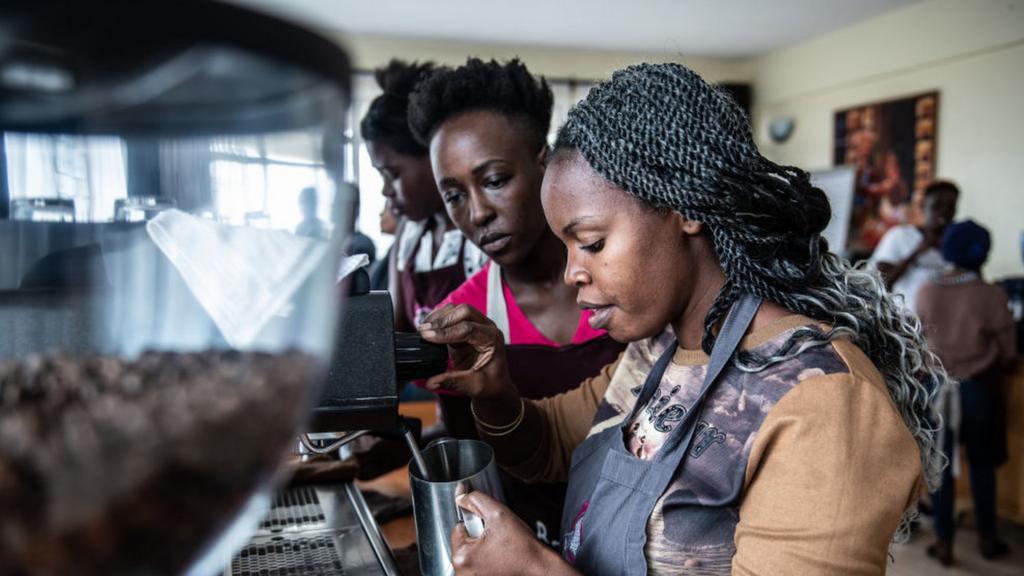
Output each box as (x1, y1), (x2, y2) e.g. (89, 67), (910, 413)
(833, 91), (938, 259)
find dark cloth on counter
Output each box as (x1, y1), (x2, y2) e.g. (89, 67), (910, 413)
(288, 454), (358, 485)
(345, 230), (377, 265)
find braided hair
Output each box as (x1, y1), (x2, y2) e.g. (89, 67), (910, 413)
(359, 59), (435, 155)
(550, 63), (949, 537)
(408, 57), (553, 150)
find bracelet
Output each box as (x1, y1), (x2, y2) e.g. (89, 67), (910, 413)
(476, 406), (525, 437)
(472, 398), (524, 431)
(471, 398), (525, 436)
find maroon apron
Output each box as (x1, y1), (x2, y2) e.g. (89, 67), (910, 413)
(398, 228), (468, 329)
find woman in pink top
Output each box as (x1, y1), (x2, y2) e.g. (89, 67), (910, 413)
(409, 58), (625, 547)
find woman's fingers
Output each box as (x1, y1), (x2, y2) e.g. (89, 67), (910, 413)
(422, 369), (470, 392)
(450, 521), (476, 573)
(420, 303), (455, 328)
(456, 491), (506, 524)
(451, 520), (471, 549)
(422, 372), (453, 392)
(420, 304), (490, 335)
(449, 492), (562, 576)
(417, 303), (509, 400)
(435, 303), (489, 326)
(421, 320), (502, 348)
(422, 369), (478, 393)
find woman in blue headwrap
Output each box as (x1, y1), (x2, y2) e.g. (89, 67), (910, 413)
(917, 219), (1016, 566)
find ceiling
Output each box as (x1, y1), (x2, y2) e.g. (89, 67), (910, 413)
(231, 0), (923, 57)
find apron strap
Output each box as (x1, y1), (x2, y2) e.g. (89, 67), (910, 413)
(486, 262), (511, 344)
(659, 293), (761, 460)
(561, 294), (762, 575)
(627, 336), (681, 422)
(705, 294), (762, 389)
(621, 294), (762, 461)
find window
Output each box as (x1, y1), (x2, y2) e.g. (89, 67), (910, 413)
(4, 130), (334, 235)
(210, 131), (332, 234)
(3, 132), (127, 222)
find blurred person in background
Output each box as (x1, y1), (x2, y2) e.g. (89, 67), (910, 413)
(380, 198), (399, 236)
(369, 198), (399, 291)
(870, 180), (958, 314)
(295, 186), (327, 239)
(917, 219), (1016, 566)
(343, 184), (377, 264)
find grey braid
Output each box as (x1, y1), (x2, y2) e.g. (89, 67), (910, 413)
(552, 63), (949, 540)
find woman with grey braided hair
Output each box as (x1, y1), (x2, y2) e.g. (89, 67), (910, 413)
(419, 62), (949, 575)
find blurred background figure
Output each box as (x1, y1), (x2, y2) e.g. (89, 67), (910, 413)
(295, 186), (327, 239)
(917, 219), (1016, 567)
(871, 179), (959, 315)
(344, 186), (378, 263)
(379, 198), (399, 237)
(369, 199), (399, 290)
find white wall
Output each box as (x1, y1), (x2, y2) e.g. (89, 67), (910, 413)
(336, 33), (754, 83)
(753, 0), (1024, 279)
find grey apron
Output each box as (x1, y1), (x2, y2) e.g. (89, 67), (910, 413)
(560, 294), (762, 575)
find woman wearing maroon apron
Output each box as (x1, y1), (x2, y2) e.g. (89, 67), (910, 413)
(418, 63), (950, 575)
(409, 59), (625, 547)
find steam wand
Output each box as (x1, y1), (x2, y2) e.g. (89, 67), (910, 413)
(299, 416), (429, 479)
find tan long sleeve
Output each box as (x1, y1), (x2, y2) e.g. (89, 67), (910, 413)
(732, 342), (922, 575)
(480, 354), (622, 483)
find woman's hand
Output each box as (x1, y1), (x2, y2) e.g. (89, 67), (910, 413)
(418, 304), (516, 402)
(450, 492), (579, 576)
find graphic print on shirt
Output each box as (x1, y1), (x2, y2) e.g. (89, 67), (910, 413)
(564, 499), (588, 564)
(585, 323), (851, 575)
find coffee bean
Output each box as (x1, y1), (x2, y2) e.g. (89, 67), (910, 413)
(0, 349), (318, 575)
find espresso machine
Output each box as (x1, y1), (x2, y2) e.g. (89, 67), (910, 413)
(229, 273), (448, 576)
(0, 1), (440, 574)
